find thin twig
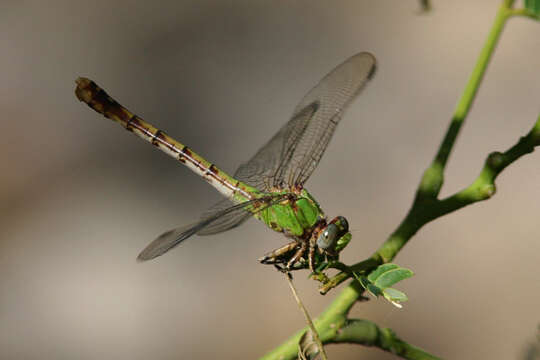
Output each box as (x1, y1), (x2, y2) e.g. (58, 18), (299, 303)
(284, 272), (328, 360)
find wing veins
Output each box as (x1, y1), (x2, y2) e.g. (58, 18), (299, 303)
(137, 194), (287, 261)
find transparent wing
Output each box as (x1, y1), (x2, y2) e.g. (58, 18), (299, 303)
(237, 52), (376, 190)
(197, 52), (376, 235)
(196, 198), (252, 235)
(233, 101), (320, 191)
(284, 52), (376, 186)
(137, 195), (285, 261)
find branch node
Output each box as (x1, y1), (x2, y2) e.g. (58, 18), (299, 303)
(480, 183), (496, 199)
(417, 161), (444, 198)
(487, 151), (505, 169)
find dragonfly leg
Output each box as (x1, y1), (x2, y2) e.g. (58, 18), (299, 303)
(259, 241), (298, 265)
(285, 240), (307, 270)
(308, 235), (317, 273)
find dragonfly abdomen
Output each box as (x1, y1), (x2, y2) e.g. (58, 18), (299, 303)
(75, 77), (257, 202)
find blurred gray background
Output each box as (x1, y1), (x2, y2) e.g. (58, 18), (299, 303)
(1, 1), (539, 359)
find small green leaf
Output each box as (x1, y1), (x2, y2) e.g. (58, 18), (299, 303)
(367, 264), (399, 282)
(383, 288), (409, 308)
(367, 264), (413, 288)
(525, 0), (540, 15)
(373, 268), (414, 289)
(355, 265), (413, 306)
(383, 288), (408, 302)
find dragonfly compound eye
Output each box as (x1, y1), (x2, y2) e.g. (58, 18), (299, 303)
(317, 223), (339, 250)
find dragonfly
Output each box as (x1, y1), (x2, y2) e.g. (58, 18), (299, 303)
(75, 52), (376, 272)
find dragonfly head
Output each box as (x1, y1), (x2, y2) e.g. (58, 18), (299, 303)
(316, 216), (351, 254)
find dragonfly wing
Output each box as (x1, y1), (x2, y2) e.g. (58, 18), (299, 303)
(284, 52), (376, 186)
(233, 101), (320, 191)
(138, 195), (284, 260)
(230, 52), (376, 191)
(137, 222), (203, 261)
(196, 198), (252, 235)
(196, 53), (376, 233)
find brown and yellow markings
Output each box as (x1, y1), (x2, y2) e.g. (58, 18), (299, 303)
(74, 78), (96, 103)
(149, 129), (178, 153)
(75, 78), (131, 124)
(155, 130), (173, 145)
(125, 116), (156, 138)
(150, 129), (164, 146)
(179, 146), (207, 173)
(204, 164), (225, 183)
(207, 164), (219, 176)
(75, 77), (256, 201)
(181, 146), (195, 165)
(186, 148), (210, 174)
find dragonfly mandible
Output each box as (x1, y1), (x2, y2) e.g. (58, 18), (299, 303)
(75, 52), (376, 272)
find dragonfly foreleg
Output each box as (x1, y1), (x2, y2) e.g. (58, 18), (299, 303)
(308, 235), (317, 273)
(258, 241), (298, 265)
(285, 240), (307, 270)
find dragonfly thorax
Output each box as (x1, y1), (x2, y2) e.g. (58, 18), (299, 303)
(255, 189), (324, 238)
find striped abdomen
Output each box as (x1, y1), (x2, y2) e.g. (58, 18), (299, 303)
(75, 77), (256, 202)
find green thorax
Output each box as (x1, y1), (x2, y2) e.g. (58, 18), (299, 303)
(254, 188), (324, 237)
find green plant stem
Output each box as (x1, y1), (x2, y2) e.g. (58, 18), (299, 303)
(319, 0), (522, 295)
(261, 2), (540, 358)
(320, 115), (540, 293)
(509, 8), (540, 19)
(331, 320), (441, 360)
(261, 284), (440, 360)
(418, 1), (512, 198)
